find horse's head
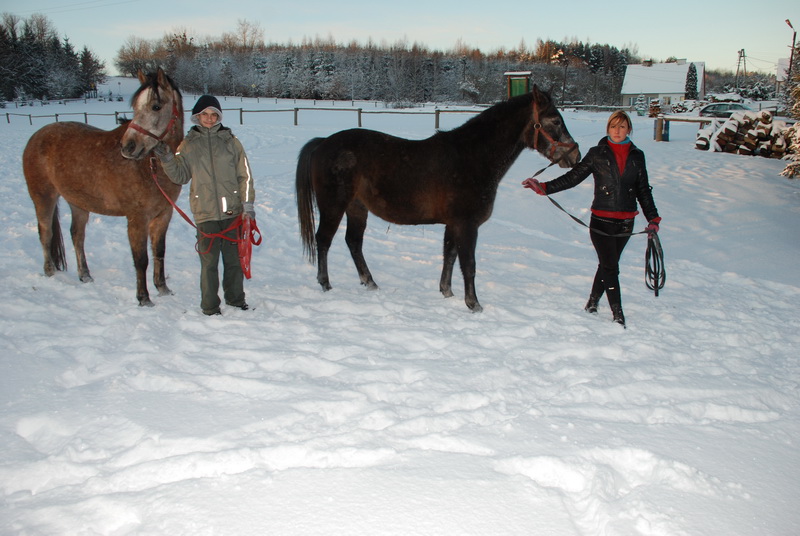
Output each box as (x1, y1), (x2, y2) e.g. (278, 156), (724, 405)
(524, 85), (581, 168)
(120, 68), (183, 160)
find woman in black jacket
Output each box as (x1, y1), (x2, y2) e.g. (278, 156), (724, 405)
(522, 111), (660, 328)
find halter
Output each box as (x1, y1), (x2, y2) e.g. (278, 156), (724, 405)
(531, 99), (579, 164)
(127, 96), (180, 141)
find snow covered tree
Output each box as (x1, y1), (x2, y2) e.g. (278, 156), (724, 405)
(685, 62), (698, 100)
(635, 94), (647, 116)
(780, 71), (800, 178)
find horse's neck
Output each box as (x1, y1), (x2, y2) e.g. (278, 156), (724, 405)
(464, 101), (529, 154)
(167, 118), (185, 149)
(465, 105), (528, 179)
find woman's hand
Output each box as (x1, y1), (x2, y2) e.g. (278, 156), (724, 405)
(645, 217), (661, 234)
(522, 178), (546, 195)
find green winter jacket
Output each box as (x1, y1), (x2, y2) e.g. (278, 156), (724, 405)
(162, 123), (255, 224)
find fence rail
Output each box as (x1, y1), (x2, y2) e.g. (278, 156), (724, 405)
(3, 105), (488, 130)
(4, 98), (636, 130)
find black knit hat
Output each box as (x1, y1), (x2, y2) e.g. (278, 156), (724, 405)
(191, 95), (223, 124)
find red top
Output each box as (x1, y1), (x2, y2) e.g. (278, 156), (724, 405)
(608, 139), (631, 175)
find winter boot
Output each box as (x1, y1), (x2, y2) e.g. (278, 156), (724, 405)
(610, 304), (626, 328)
(584, 295), (601, 314)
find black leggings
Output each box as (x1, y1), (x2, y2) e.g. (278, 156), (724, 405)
(589, 215), (633, 307)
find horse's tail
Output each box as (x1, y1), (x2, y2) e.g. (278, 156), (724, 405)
(296, 137), (325, 264)
(51, 202), (67, 271)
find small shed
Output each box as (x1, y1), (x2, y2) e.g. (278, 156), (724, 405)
(504, 71), (532, 99)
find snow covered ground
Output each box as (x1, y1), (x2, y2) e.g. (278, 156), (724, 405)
(1, 78), (798, 535)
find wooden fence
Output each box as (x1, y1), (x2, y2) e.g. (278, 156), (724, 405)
(3, 100), (485, 129)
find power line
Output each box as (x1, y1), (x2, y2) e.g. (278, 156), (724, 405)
(8, 0), (136, 17)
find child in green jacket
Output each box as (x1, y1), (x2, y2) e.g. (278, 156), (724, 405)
(155, 95), (256, 316)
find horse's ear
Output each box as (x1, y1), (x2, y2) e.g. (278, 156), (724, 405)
(532, 84), (549, 104)
(156, 67), (168, 88)
(137, 70), (146, 84)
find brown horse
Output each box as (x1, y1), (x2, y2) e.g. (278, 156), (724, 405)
(296, 86), (581, 312)
(22, 68), (184, 306)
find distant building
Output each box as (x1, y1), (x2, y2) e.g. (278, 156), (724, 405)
(620, 59), (705, 107)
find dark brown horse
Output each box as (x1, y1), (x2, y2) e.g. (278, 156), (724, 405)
(23, 69), (184, 306)
(296, 86), (580, 312)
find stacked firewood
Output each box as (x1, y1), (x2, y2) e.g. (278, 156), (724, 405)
(648, 100), (661, 118)
(695, 110), (790, 158)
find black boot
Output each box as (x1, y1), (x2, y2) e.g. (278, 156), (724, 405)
(584, 295), (601, 314)
(610, 304), (626, 328)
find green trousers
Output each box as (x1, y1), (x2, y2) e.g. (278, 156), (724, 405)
(196, 218), (245, 315)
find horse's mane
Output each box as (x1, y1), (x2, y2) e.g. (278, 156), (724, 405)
(440, 91), (542, 138)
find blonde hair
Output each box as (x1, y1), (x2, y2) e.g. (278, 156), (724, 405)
(606, 110), (632, 134)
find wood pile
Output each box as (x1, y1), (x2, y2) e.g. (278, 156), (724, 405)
(648, 100), (661, 118)
(695, 110), (790, 158)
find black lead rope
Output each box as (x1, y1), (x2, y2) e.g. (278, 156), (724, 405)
(645, 231), (666, 297)
(527, 164), (666, 297)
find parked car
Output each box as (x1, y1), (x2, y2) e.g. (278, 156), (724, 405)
(698, 103), (753, 118)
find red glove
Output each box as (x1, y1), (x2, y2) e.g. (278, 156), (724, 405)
(522, 178), (547, 195)
(645, 217), (661, 234)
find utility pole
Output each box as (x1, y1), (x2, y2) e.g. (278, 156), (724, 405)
(735, 49), (747, 89)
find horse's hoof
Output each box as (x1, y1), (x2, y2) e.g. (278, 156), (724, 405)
(157, 287), (174, 297)
(138, 298), (155, 307)
(467, 302), (483, 313)
(80, 274), (94, 283)
(362, 280), (379, 291)
(440, 288), (454, 298)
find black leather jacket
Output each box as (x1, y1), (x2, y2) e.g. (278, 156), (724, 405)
(543, 137), (659, 222)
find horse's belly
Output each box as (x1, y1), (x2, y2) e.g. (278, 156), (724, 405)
(358, 188), (443, 226)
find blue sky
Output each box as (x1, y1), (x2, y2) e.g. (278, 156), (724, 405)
(4, 0), (798, 76)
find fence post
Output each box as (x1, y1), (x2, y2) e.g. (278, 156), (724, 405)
(239, 108), (244, 125)
(29, 114), (32, 126)
(55, 114), (59, 122)
(84, 112), (88, 124)
(358, 108), (362, 127)
(294, 108), (299, 126)
(435, 109), (440, 130)
(654, 116), (664, 142)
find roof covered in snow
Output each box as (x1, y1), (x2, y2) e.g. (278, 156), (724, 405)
(621, 60), (705, 95)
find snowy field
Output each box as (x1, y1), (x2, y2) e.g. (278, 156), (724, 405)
(1, 77), (799, 535)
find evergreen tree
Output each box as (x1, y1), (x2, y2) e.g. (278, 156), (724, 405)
(685, 62), (698, 100)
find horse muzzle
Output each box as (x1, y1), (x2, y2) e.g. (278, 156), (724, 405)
(556, 144), (581, 168)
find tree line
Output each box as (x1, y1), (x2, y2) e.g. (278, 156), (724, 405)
(1, 15), (782, 107)
(0, 13), (106, 102)
(113, 21), (638, 105)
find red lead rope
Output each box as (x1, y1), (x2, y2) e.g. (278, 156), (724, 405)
(149, 157), (262, 278)
(238, 215), (262, 279)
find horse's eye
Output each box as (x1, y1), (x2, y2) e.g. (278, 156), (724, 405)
(152, 104), (162, 112)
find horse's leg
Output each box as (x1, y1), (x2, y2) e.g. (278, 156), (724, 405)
(148, 208), (174, 297)
(32, 194), (64, 276)
(453, 223), (482, 313)
(439, 225), (458, 299)
(344, 200), (378, 290)
(314, 209), (345, 291)
(127, 216), (153, 306)
(68, 203), (93, 283)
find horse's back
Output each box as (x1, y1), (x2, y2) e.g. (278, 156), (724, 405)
(23, 121), (151, 216)
(307, 128), (466, 225)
